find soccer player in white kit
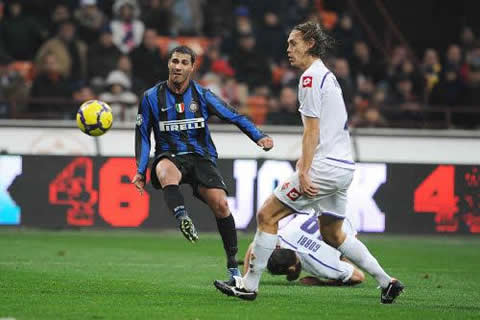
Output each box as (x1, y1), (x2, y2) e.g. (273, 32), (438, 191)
(243, 214), (365, 286)
(214, 21), (404, 303)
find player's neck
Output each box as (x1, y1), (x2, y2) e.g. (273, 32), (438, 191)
(167, 79), (190, 95)
(300, 56), (320, 71)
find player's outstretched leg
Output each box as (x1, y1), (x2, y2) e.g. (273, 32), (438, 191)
(163, 185), (198, 243)
(321, 216), (404, 304)
(177, 214), (199, 243)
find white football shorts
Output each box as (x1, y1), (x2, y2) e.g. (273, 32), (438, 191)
(274, 162), (354, 219)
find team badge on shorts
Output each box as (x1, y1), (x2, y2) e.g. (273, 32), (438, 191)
(136, 114), (143, 126)
(302, 76), (313, 88)
(189, 101), (199, 112)
(286, 187), (301, 201)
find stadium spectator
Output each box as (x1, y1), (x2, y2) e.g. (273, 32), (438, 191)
(333, 58), (355, 110)
(284, 0), (313, 31)
(256, 11), (288, 65)
(201, 0), (234, 37)
(429, 65), (467, 107)
(48, 4), (71, 36)
(171, 0), (204, 36)
(0, 62), (29, 117)
(115, 54), (146, 96)
(350, 89), (388, 128)
(1, 0), (47, 60)
(384, 45), (408, 82)
(72, 84), (97, 104)
(229, 33), (271, 91)
(428, 64), (468, 127)
(73, 0), (107, 44)
(87, 25), (123, 89)
(462, 42), (480, 126)
(460, 26), (476, 54)
(35, 20), (87, 82)
(220, 6), (255, 56)
(445, 44), (463, 74)
(28, 53), (73, 117)
(349, 40), (378, 82)
(141, 0), (174, 36)
(110, 0), (145, 54)
(332, 12), (363, 59)
(421, 48), (442, 95)
(398, 59), (425, 102)
(265, 87), (301, 126)
(99, 70), (138, 121)
(130, 29), (168, 87)
(385, 75), (424, 127)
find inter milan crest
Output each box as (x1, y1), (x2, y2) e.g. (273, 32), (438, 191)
(175, 102), (185, 113)
(189, 101), (199, 112)
(136, 114), (143, 126)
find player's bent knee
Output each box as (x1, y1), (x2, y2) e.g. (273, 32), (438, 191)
(256, 208), (275, 228)
(156, 161), (181, 186)
(321, 228), (345, 248)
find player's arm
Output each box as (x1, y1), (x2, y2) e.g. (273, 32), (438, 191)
(297, 73), (323, 196)
(204, 89), (273, 151)
(132, 94), (152, 195)
(297, 115), (320, 197)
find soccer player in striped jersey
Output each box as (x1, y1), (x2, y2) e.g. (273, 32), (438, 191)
(131, 45), (273, 283)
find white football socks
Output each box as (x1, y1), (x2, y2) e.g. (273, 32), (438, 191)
(337, 234), (392, 288)
(242, 230), (278, 291)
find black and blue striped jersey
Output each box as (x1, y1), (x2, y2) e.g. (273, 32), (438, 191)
(135, 80), (267, 175)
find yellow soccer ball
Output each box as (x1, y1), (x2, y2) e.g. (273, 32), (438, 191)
(76, 100), (113, 136)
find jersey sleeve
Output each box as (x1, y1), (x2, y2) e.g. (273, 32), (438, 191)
(135, 93), (152, 175)
(204, 89), (266, 142)
(298, 72), (326, 118)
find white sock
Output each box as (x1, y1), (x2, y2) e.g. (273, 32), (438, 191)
(337, 235), (392, 288)
(242, 230), (278, 291)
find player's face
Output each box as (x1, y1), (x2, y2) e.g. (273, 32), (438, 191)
(168, 52), (194, 85)
(287, 30), (312, 69)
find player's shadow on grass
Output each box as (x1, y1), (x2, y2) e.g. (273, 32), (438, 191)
(261, 280), (303, 287)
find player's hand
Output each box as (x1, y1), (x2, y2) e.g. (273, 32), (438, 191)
(295, 157), (302, 170)
(298, 172), (319, 198)
(131, 173), (146, 195)
(257, 136), (274, 151)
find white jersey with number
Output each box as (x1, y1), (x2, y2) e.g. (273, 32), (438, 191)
(277, 214), (357, 281)
(298, 59), (354, 170)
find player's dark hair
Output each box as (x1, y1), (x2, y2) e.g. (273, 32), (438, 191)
(292, 21), (335, 58)
(267, 249), (298, 275)
(168, 45), (196, 64)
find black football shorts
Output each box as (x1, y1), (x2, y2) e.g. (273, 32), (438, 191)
(150, 151), (228, 201)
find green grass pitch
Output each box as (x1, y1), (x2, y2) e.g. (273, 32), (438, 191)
(1, 229), (479, 320)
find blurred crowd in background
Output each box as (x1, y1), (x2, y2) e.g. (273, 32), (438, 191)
(0, 0), (479, 129)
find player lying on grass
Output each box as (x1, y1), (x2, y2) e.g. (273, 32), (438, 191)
(243, 213), (365, 286)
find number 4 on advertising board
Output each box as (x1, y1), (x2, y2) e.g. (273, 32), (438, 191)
(414, 165), (458, 232)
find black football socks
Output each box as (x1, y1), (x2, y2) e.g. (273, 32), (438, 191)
(216, 214), (239, 269)
(163, 185), (188, 220)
